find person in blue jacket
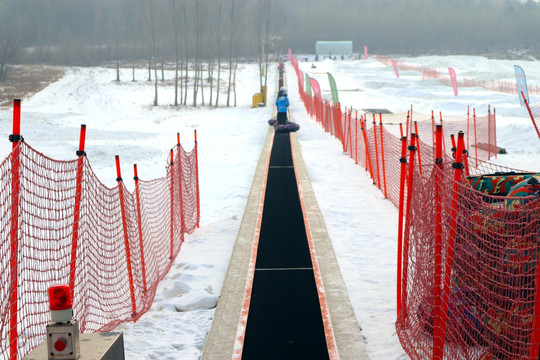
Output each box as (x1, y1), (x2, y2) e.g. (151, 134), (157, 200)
(275, 87), (289, 125)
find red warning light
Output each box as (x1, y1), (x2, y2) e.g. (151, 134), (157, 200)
(54, 339), (67, 352)
(48, 284), (72, 311)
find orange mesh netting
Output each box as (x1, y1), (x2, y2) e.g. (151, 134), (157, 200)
(0, 133), (199, 359)
(397, 154), (540, 359)
(291, 51), (540, 359)
(375, 56), (540, 97)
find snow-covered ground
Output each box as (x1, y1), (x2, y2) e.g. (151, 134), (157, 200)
(1, 55), (538, 359)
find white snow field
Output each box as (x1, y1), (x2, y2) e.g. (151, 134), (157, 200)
(0, 55), (538, 359)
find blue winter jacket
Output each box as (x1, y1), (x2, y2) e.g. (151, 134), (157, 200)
(275, 95), (289, 113)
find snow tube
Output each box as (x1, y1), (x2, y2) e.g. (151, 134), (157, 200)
(274, 122), (300, 133)
(503, 175), (540, 210)
(467, 172), (538, 197)
(268, 118), (277, 126)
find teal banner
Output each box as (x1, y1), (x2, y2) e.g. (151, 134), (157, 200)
(515, 65), (529, 106)
(305, 73), (312, 95)
(327, 72), (339, 104)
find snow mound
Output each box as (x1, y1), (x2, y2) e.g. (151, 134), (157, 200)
(170, 287), (218, 312)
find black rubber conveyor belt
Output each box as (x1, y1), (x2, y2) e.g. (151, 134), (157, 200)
(241, 132), (329, 359)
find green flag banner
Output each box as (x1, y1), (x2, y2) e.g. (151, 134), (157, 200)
(305, 73), (312, 95)
(327, 72), (339, 104)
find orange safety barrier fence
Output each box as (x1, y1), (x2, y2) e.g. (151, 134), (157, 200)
(377, 56), (540, 96)
(1, 100), (200, 360)
(291, 51), (540, 360)
(290, 53), (497, 208)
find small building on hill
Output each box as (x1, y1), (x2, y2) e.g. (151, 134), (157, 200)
(315, 41), (353, 57)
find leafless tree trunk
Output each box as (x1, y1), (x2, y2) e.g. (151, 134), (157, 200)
(148, 0), (159, 106)
(169, 0), (180, 106)
(182, 0), (190, 106)
(193, 0), (201, 106)
(214, 3), (223, 107)
(226, 0), (236, 107)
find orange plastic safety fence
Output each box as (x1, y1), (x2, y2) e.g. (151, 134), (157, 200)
(0, 139), (199, 359)
(382, 57), (540, 96)
(292, 51), (540, 359)
(397, 157), (540, 360)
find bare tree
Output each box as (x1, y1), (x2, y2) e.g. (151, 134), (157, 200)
(214, 2), (223, 107)
(110, 0), (126, 81)
(226, 0), (236, 107)
(169, 0), (182, 106)
(148, 0), (159, 105)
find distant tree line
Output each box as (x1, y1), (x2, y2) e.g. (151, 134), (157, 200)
(1, 0), (540, 102)
(0, 0), (284, 107)
(284, 0), (540, 56)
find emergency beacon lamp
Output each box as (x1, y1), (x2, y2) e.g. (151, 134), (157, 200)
(46, 284), (80, 360)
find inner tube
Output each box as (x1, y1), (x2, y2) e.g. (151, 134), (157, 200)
(274, 122), (300, 133)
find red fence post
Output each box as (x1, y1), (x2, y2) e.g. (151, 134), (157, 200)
(372, 114), (381, 190)
(347, 111), (353, 157)
(69, 124), (87, 299)
(432, 124), (444, 359)
(133, 164), (147, 292)
(361, 117), (374, 182)
(194, 130), (200, 228)
(431, 111), (435, 161)
(9, 99), (22, 360)
(414, 122), (423, 177)
(115, 155), (137, 316)
(379, 114), (387, 198)
(493, 107), (497, 159)
(401, 133), (418, 318)
(406, 111), (410, 139)
(466, 106), (470, 153)
(354, 116), (358, 164)
(176, 133), (185, 243)
(397, 135), (408, 316)
(169, 149), (175, 259)
(488, 106), (492, 160)
(433, 131), (465, 360)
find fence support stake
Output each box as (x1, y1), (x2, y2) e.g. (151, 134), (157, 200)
(9, 99), (22, 360)
(473, 109), (478, 168)
(133, 164), (147, 292)
(176, 133), (185, 242)
(412, 122), (423, 179)
(115, 155), (137, 316)
(69, 124), (86, 300)
(379, 115), (388, 198)
(169, 149), (175, 258)
(373, 115), (381, 189)
(401, 133), (418, 319)
(396, 135), (408, 316)
(361, 117), (374, 181)
(433, 131), (465, 360)
(194, 130), (200, 227)
(432, 125), (444, 359)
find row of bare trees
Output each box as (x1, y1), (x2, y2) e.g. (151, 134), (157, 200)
(0, 0), (285, 107)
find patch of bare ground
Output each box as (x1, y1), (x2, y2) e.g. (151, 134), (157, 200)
(0, 65), (65, 108)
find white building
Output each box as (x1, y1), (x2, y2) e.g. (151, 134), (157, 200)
(315, 41), (353, 57)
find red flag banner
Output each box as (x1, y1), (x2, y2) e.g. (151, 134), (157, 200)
(364, 46), (368, 59)
(310, 77), (321, 99)
(391, 60), (399, 78)
(448, 67), (458, 96)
